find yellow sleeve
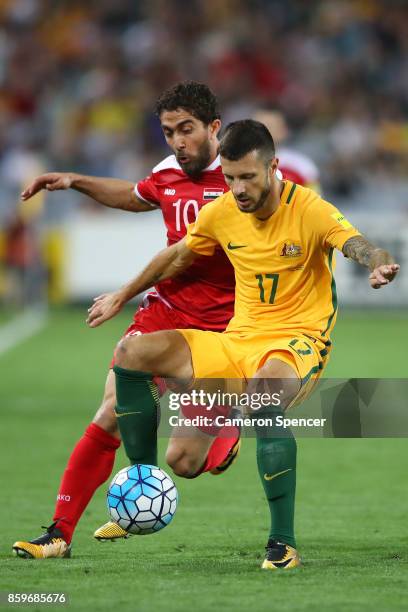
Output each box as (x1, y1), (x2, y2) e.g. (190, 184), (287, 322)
(307, 197), (361, 251)
(185, 201), (219, 256)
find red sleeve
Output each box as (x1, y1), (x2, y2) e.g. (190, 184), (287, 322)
(134, 174), (160, 208)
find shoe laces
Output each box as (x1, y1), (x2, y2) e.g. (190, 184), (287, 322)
(41, 521), (59, 534)
(265, 539), (286, 550)
(265, 540), (289, 561)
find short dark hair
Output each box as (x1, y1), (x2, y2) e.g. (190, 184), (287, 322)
(155, 81), (220, 125)
(219, 120), (275, 162)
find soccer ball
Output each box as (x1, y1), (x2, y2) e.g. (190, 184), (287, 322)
(107, 464), (178, 535)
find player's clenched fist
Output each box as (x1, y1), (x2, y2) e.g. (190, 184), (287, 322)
(369, 263), (400, 289)
(21, 172), (75, 200)
(87, 292), (125, 328)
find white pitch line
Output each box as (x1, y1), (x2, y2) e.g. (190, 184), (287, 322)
(0, 307), (48, 356)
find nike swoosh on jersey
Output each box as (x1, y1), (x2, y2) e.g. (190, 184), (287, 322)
(227, 242), (247, 250)
(264, 468), (293, 481)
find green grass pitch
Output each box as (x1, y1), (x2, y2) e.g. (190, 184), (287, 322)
(0, 307), (407, 611)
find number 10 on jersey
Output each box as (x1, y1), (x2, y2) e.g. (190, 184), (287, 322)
(172, 199), (199, 231)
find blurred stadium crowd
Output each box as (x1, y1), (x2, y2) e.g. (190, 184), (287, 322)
(0, 0), (407, 305)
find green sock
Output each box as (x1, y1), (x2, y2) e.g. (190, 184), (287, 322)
(254, 410), (297, 547)
(113, 366), (160, 466)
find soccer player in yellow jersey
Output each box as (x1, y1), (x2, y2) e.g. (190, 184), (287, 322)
(87, 120), (400, 570)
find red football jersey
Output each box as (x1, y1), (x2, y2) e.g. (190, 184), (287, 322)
(135, 155), (235, 329)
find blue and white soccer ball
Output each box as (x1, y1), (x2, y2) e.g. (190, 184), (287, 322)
(107, 464), (178, 535)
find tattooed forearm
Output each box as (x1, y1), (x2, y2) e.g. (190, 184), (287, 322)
(342, 236), (394, 271)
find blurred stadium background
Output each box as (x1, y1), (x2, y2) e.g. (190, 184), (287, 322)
(0, 2), (407, 609)
(0, 0), (407, 320)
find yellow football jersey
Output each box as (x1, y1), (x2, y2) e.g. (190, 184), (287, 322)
(185, 180), (361, 342)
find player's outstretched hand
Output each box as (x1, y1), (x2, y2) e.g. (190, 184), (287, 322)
(21, 172), (74, 201)
(369, 263), (400, 289)
(87, 292), (125, 327)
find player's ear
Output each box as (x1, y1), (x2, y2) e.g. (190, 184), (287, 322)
(209, 119), (221, 139)
(269, 157), (279, 178)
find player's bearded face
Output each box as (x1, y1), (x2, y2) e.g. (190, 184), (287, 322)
(160, 110), (215, 179)
(222, 153), (272, 213)
(236, 179), (270, 213)
(177, 138), (212, 178)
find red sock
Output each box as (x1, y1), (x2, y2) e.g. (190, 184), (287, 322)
(53, 423), (120, 544)
(199, 431), (240, 474)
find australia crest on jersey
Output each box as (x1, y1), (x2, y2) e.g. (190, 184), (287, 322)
(203, 188), (224, 200)
(280, 241), (303, 258)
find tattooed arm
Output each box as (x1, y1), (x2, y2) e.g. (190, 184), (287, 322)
(342, 236), (400, 289)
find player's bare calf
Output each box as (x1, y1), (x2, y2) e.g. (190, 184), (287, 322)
(92, 370), (119, 436)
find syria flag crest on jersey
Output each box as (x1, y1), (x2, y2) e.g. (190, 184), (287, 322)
(203, 188), (224, 200)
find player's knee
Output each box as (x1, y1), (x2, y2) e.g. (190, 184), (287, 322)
(250, 358), (301, 411)
(115, 334), (165, 371)
(115, 336), (134, 368)
(165, 447), (201, 479)
(115, 335), (147, 370)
